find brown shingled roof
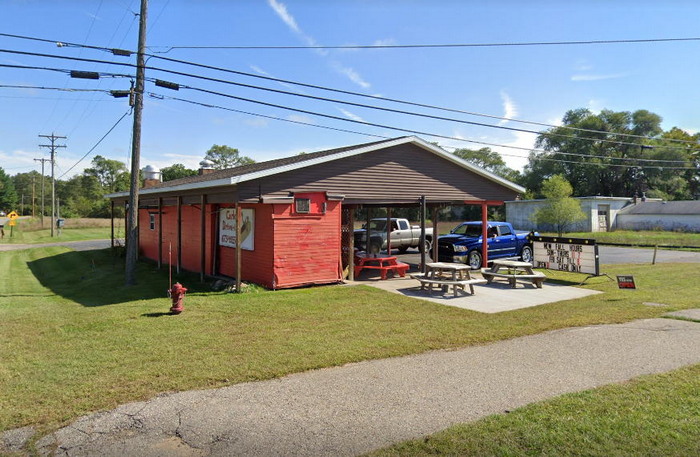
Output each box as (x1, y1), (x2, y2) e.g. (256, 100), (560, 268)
(148, 137), (405, 190)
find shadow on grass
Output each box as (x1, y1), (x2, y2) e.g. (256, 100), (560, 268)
(141, 311), (177, 317)
(27, 247), (207, 307)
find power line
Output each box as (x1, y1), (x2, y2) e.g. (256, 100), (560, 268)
(0, 33), (697, 146)
(144, 36), (700, 51)
(154, 91), (696, 170)
(3, 47), (687, 152)
(58, 110), (132, 179)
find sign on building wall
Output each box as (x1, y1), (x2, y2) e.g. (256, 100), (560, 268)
(531, 236), (599, 276)
(219, 208), (255, 250)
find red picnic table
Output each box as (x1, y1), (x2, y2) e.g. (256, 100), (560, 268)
(354, 253), (410, 280)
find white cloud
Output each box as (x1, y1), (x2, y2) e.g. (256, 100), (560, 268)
(267, 0), (300, 33)
(331, 62), (371, 89)
(586, 99), (605, 112)
(288, 114), (314, 124)
(266, 0), (373, 89)
(244, 117), (270, 128)
(571, 73), (627, 81)
(498, 90), (518, 125)
(338, 108), (365, 123)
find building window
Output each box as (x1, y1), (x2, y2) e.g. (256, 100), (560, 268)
(149, 214), (156, 230)
(295, 198), (310, 214)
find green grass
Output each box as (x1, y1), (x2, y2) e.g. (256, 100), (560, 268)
(0, 217), (122, 245)
(367, 364), (700, 457)
(0, 247), (698, 439)
(542, 230), (700, 248)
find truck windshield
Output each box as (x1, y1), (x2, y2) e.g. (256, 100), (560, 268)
(367, 220), (387, 231)
(451, 223), (483, 237)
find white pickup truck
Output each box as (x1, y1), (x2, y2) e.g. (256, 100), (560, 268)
(354, 218), (434, 254)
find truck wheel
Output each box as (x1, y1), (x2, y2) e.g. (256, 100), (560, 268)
(398, 245), (409, 254)
(467, 250), (482, 270)
(369, 241), (382, 254)
(421, 237), (432, 254)
(521, 245), (533, 263)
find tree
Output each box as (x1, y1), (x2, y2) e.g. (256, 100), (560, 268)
(531, 175), (585, 235)
(452, 147), (522, 183)
(83, 155), (128, 193)
(11, 171), (42, 215)
(161, 163), (197, 182)
(522, 108), (667, 198)
(0, 167), (18, 212)
(204, 145), (255, 170)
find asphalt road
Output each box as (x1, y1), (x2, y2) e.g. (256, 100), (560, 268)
(398, 244), (700, 266)
(22, 316), (700, 456)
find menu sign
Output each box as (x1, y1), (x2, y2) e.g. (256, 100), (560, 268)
(531, 236), (599, 276)
(219, 208), (255, 250)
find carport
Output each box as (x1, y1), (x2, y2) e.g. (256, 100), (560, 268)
(106, 136), (524, 289)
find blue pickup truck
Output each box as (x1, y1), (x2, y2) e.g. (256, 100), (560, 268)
(435, 221), (534, 269)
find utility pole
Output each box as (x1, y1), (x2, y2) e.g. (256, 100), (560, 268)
(125, 0), (148, 285)
(34, 158), (51, 227)
(39, 133), (66, 237)
(31, 176), (36, 217)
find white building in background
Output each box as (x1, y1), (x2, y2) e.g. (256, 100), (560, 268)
(505, 196), (633, 233)
(615, 200), (700, 232)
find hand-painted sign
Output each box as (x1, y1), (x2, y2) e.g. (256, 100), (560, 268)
(617, 275), (636, 289)
(219, 208), (254, 250)
(531, 236), (599, 276)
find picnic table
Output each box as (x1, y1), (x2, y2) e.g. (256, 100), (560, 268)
(412, 262), (486, 297)
(481, 259), (546, 288)
(354, 253), (409, 280)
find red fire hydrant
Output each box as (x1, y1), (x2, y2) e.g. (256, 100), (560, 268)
(169, 282), (187, 314)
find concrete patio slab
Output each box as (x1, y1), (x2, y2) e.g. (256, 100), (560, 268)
(347, 273), (602, 313)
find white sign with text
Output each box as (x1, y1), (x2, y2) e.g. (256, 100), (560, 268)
(219, 208), (254, 250)
(532, 236), (599, 275)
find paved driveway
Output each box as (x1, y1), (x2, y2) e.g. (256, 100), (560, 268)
(19, 315), (700, 457)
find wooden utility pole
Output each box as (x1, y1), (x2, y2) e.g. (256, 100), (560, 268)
(31, 176), (36, 217)
(34, 157), (51, 227)
(39, 133), (66, 237)
(125, 0), (149, 285)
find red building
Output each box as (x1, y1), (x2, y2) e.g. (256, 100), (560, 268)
(107, 137), (524, 289)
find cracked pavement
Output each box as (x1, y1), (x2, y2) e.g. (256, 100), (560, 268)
(15, 315), (698, 457)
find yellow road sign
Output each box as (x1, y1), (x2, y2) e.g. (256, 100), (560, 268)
(7, 211), (18, 220)
(8, 220), (16, 227)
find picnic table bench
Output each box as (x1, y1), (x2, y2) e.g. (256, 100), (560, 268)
(481, 260), (546, 288)
(354, 253), (410, 280)
(411, 262), (486, 297)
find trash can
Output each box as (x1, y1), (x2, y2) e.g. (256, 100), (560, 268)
(56, 218), (65, 229)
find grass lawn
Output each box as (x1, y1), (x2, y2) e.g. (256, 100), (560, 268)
(542, 230), (700, 248)
(367, 364), (700, 457)
(1, 246), (698, 442)
(0, 218), (119, 244)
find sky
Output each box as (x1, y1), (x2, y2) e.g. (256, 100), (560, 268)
(1, 0), (699, 180)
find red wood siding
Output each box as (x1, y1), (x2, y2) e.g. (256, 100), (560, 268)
(272, 193), (342, 288)
(139, 204), (216, 276)
(217, 204), (275, 288)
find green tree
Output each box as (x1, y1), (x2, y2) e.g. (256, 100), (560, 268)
(204, 145), (255, 170)
(83, 155), (128, 193)
(0, 167), (19, 212)
(452, 147), (522, 183)
(531, 175), (585, 236)
(522, 108), (666, 198)
(11, 171), (42, 215)
(161, 163), (197, 182)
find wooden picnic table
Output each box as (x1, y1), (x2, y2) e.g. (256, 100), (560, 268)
(354, 253), (409, 280)
(412, 262), (486, 297)
(481, 259), (546, 288)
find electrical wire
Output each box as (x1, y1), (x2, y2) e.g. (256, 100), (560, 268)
(57, 109), (132, 178)
(154, 91), (696, 170)
(147, 36), (700, 52)
(1, 32), (698, 146)
(1, 47), (692, 153)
